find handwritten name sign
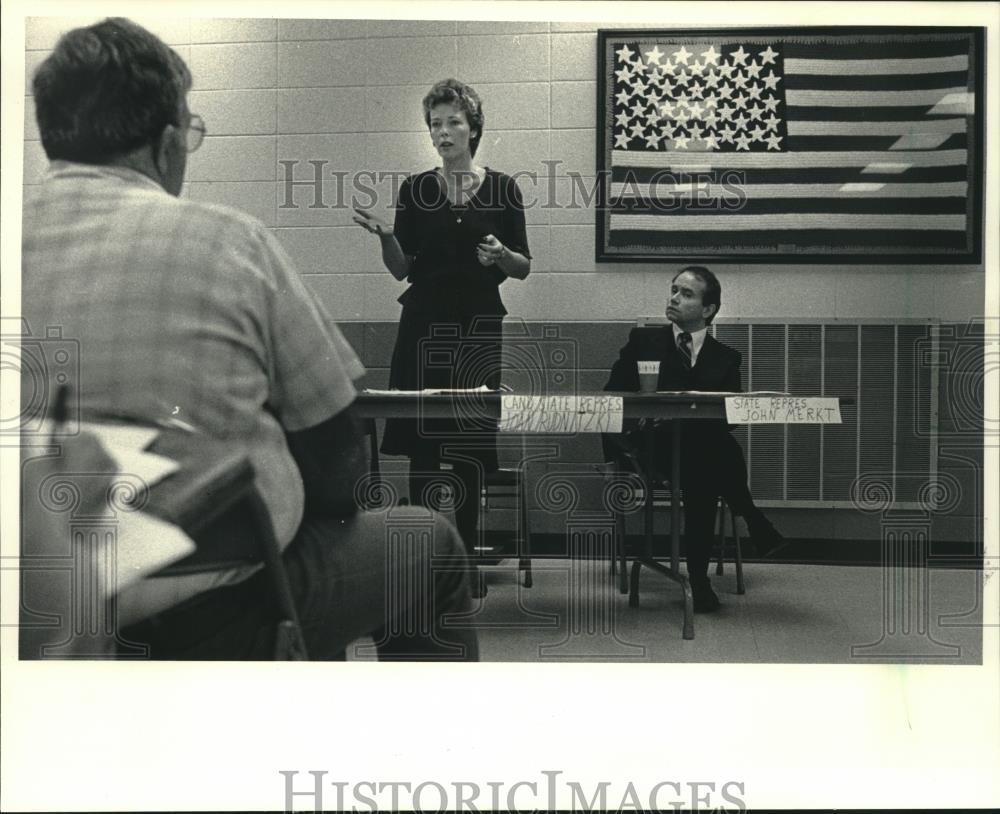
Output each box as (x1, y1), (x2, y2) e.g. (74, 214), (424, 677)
(500, 395), (623, 433)
(725, 396), (842, 424)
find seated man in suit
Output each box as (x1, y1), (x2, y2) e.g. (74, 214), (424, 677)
(21, 18), (477, 659)
(603, 266), (782, 612)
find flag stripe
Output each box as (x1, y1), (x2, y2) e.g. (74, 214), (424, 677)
(783, 70), (969, 91)
(786, 104), (968, 121)
(609, 181), (968, 199)
(612, 149), (967, 168)
(614, 198), (966, 215)
(608, 228), (969, 250)
(785, 118), (966, 136)
(781, 39), (972, 60)
(784, 55), (969, 75)
(611, 164), (967, 184)
(784, 87), (968, 106)
(609, 213), (965, 231)
(785, 134), (966, 151)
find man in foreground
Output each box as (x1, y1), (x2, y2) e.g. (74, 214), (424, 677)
(21, 18), (477, 659)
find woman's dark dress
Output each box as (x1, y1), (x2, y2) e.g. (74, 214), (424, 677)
(382, 168), (530, 471)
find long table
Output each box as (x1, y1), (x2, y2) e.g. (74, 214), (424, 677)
(356, 390), (738, 640)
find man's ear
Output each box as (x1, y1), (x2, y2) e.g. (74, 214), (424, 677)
(703, 302), (718, 322)
(153, 123), (178, 175)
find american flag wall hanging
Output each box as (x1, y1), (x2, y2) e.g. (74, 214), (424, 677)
(595, 28), (985, 264)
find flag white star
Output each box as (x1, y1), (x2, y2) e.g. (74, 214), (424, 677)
(701, 45), (720, 64)
(762, 95), (780, 113)
(674, 70), (692, 87)
(749, 124), (766, 142)
(704, 71), (721, 89)
(688, 80), (705, 100)
(674, 106), (691, 124)
(746, 83), (763, 101)
(629, 122), (646, 138)
(631, 77), (647, 96)
(703, 133), (720, 150)
(761, 71), (781, 90)
(615, 65), (633, 83)
(718, 62), (736, 78)
(673, 45), (692, 64)
(630, 99), (647, 118)
(659, 101), (675, 118)
(703, 108), (719, 127)
(732, 71), (749, 89)
(687, 101), (704, 119)
(733, 112), (750, 130)
(718, 123), (736, 143)
(746, 60), (763, 78)
(759, 45), (779, 65)
(689, 59), (704, 75)
(764, 113), (780, 130)
(645, 130), (664, 148)
(735, 132), (752, 150)
(615, 131), (632, 148)
(731, 45), (749, 65)
(717, 84), (734, 100)
(673, 133), (690, 149)
(747, 102), (764, 120)
(615, 89), (631, 106)
(765, 132), (782, 150)
(644, 44), (664, 65)
(615, 110), (631, 128)
(717, 102), (734, 121)
(616, 44), (635, 63)
(732, 93), (748, 110)
(688, 123), (705, 140)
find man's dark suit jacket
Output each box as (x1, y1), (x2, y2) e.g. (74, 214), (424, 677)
(602, 325), (742, 486)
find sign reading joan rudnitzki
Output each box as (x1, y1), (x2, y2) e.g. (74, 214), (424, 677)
(725, 396), (842, 424)
(500, 394), (624, 433)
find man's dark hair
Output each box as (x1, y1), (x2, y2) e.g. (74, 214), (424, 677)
(32, 17), (192, 164)
(674, 265), (722, 324)
(422, 78), (484, 157)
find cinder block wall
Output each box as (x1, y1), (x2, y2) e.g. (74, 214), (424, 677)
(21, 16), (986, 547)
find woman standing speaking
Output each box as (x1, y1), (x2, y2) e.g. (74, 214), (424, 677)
(354, 79), (531, 596)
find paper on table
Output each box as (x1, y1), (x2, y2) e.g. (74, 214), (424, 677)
(363, 385), (495, 395)
(651, 390), (789, 396)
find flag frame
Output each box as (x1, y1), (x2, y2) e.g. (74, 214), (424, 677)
(595, 26), (985, 264)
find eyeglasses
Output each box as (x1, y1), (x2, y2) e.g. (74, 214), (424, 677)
(185, 114), (206, 152)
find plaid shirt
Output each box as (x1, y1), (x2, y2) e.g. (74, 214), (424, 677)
(22, 162), (364, 617)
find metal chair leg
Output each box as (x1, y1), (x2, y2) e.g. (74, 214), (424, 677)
(715, 497), (725, 576)
(517, 466), (532, 588)
(733, 506), (746, 595)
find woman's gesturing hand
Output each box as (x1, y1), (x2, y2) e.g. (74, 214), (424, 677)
(352, 207), (392, 237)
(476, 233), (505, 266)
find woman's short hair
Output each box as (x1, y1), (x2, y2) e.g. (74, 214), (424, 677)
(33, 17), (192, 164)
(422, 79), (484, 157)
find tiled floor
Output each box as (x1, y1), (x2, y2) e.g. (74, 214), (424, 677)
(449, 559), (985, 663)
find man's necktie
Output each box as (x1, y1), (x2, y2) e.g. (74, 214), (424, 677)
(677, 331), (693, 368)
